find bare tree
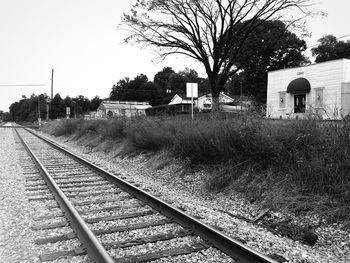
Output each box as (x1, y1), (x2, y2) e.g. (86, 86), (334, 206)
(123, 0), (316, 109)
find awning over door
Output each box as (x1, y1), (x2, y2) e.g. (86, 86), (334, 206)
(287, 78), (311, 94)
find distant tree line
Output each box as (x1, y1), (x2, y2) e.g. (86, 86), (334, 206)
(9, 94), (102, 122)
(110, 68), (211, 106)
(0, 110), (11, 122)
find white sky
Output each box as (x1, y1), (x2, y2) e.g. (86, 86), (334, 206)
(0, 0), (349, 112)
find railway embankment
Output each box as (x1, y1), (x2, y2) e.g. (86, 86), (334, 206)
(38, 115), (350, 262)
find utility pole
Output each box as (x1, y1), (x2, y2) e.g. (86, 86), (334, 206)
(51, 69), (54, 101)
(38, 97), (41, 126)
(50, 69), (54, 119)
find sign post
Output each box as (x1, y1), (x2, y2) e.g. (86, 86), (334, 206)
(186, 83), (198, 120)
(66, 107), (71, 119)
(46, 98), (51, 121)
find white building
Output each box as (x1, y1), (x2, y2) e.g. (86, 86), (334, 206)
(197, 92), (235, 112)
(168, 94), (195, 106)
(96, 101), (151, 118)
(266, 59), (350, 119)
(168, 92), (236, 112)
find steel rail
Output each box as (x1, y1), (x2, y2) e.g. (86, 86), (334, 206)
(15, 129), (115, 263)
(25, 128), (278, 263)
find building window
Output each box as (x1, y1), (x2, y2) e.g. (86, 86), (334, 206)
(315, 88), (324, 107)
(279, 92), (286, 108)
(107, 111), (113, 118)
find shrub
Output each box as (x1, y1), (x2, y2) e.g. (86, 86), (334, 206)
(50, 119), (81, 136)
(102, 118), (127, 139)
(43, 114), (350, 215)
(125, 118), (174, 151)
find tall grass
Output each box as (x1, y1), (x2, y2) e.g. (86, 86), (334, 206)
(42, 114), (350, 222)
(42, 118), (127, 139)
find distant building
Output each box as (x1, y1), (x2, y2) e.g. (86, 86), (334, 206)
(96, 101), (151, 118)
(168, 94), (196, 114)
(168, 92), (245, 113)
(83, 111), (97, 119)
(197, 92), (235, 112)
(266, 59), (350, 119)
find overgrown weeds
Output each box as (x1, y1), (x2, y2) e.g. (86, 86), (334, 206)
(42, 114), (350, 225)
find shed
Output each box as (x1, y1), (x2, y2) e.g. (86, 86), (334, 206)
(266, 58), (350, 119)
(96, 101), (151, 118)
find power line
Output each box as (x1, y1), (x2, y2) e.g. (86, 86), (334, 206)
(307, 34), (350, 49)
(0, 84), (48, 87)
(337, 34), (350, 40)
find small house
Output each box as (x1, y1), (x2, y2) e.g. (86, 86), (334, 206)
(168, 92), (236, 113)
(197, 92), (235, 112)
(266, 59), (350, 119)
(168, 94), (196, 114)
(96, 101), (151, 118)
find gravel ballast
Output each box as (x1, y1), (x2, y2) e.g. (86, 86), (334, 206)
(1, 126), (350, 262)
(0, 128), (86, 262)
(0, 128), (39, 262)
(38, 131), (350, 263)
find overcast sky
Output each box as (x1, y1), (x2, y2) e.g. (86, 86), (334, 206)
(1, 0), (350, 112)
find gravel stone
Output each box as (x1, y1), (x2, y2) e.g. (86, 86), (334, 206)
(88, 214), (167, 231)
(98, 223), (185, 243)
(150, 247), (235, 263)
(39, 130), (350, 263)
(0, 129), (39, 262)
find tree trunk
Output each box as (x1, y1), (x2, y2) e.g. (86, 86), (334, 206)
(211, 95), (221, 113)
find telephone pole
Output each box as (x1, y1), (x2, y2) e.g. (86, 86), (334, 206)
(51, 69), (54, 104)
(50, 69), (54, 119)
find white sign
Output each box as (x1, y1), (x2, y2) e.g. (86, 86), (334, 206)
(66, 107), (70, 115)
(186, 83), (198, 98)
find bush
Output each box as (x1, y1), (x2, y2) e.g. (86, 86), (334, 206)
(43, 114), (350, 218)
(125, 118), (174, 151)
(49, 119), (81, 136)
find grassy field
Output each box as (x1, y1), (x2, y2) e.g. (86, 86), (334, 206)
(41, 113), (350, 226)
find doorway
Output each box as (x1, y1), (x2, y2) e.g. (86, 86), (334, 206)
(294, 94), (306, 113)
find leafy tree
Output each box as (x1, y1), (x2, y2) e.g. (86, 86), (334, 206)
(62, 96), (74, 118)
(9, 93), (50, 122)
(123, 0), (315, 109)
(110, 77), (131, 101)
(153, 67), (175, 91)
(120, 74), (149, 101)
(73, 95), (91, 116)
(110, 74), (163, 105)
(153, 67), (210, 104)
(141, 81), (163, 105)
(89, 96), (103, 111)
(226, 19), (308, 103)
(311, 35), (350, 63)
(8, 93), (98, 121)
(51, 93), (65, 119)
(63, 96), (73, 108)
(0, 111), (11, 121)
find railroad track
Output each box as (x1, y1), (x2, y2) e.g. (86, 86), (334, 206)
(14, 127), (277, 263)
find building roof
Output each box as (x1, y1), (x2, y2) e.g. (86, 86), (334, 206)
(268, 58), (350, 74)
(169, 94), (193, 105)
(172, 92), (235, 101)
(197, 92), (235, 101)
(98, 101), (151, 110)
